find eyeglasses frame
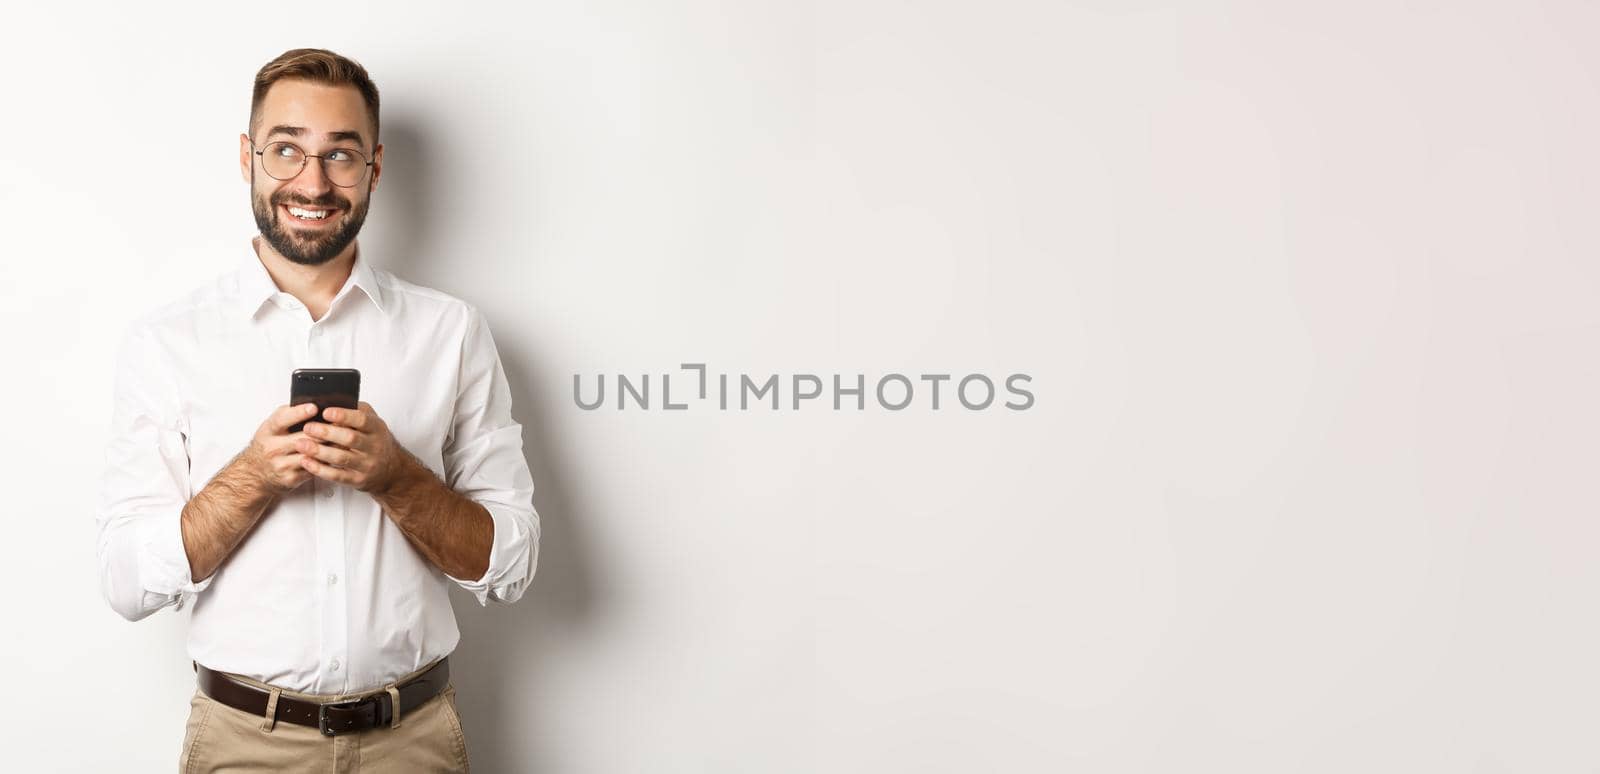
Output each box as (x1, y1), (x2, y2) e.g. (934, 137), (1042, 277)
(250, 138), (375, 188)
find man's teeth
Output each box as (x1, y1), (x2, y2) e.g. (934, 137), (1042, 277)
(287, 206), (331, 220)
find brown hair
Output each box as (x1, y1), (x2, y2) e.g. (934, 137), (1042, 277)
(250, 48), (381, 147)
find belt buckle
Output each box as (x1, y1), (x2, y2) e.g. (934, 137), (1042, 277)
(318, 698), (369, 737)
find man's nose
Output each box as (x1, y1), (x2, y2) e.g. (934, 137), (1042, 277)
(288, 156), (335, 197)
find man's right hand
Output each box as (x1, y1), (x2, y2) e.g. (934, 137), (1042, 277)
(178, 403), (322, 584)
(241, 403), (321, 495)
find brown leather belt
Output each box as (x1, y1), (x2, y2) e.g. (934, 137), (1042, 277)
(193, 657), (450, 736)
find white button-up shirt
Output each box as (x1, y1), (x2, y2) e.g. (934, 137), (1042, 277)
(94, 239), (540, 694)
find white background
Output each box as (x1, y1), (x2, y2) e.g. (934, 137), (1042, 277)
(3, 1), (1598, 771)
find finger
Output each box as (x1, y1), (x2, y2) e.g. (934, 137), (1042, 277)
(271, 403), (322, 433)
(262, 431), (312, 457)
(326, 405), (368, 430)
(298, 437), (359, 468)
(273, 450), (308, 472)
(305, 422), (364, 450)
(302, 455), (354, 484)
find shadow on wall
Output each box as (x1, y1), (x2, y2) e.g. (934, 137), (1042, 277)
(377, 113), (604, 774)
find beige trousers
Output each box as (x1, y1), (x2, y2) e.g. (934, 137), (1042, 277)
(178, 659), (471, 773)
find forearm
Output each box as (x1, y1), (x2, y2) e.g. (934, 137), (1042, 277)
(370, 447), (494, 581)
(181, 448), (282, 582)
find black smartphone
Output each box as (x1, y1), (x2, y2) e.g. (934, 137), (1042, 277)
(288, 368), (361, 433)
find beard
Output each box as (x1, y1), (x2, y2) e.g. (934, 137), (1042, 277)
(251, 183), (371, 267)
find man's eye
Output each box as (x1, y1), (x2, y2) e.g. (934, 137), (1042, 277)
(274, 145), (300, 158)
(328, 150), (353, 162)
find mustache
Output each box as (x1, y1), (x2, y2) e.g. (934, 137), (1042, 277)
(273, 193), (349, 210)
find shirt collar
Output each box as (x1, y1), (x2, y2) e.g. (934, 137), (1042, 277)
(237, 238), (387, 320)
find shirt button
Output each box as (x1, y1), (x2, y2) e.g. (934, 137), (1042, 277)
(309, 328), (322, 339)
(330, 659), (341, 672)
(328, 573), (338, 586)
(321, 484), (334, 499)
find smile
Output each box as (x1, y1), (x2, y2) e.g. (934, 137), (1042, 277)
(282, 204), (340, 224)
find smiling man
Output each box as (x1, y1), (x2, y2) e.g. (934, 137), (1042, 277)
(94, 48), (540, 773)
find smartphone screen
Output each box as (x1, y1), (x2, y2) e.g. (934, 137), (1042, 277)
(288, 368), (361, 433)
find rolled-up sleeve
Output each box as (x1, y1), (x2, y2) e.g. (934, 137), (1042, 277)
(95, 323), (211, 622)
(441, 306), (541, 607)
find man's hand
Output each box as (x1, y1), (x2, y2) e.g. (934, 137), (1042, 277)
(241, 403), (320, 495)
(297, 401), (411, 495)
(179, 403), (318, 582)
(299, 400), (496, 581)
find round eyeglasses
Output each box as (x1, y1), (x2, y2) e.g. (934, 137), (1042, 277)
(252, 140), (374, 188)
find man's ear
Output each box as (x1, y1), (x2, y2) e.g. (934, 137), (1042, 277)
(238, 133), (252, 184)
(369, 142), (383, 192)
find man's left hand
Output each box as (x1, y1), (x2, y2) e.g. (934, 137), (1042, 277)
(298, 401), (410, 495)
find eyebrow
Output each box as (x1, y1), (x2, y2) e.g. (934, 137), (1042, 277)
(264, 124), (368, 147)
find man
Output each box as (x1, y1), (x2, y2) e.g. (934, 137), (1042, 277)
(94, 48), (540, 772)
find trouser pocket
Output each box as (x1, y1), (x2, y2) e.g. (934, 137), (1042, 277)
(178, 689), (215, 774)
